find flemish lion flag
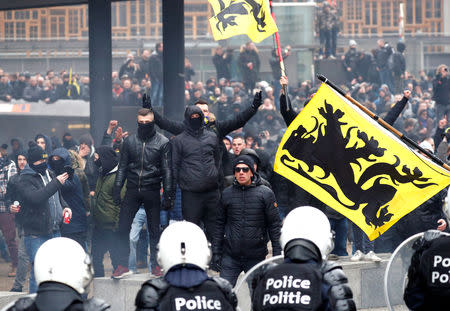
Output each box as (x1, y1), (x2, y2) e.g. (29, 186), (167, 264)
(274, 83), (450, 240)
(208, 0), (278, 43)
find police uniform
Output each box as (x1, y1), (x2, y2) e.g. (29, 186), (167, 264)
(404, 231), (450, 310)
(251, 239), (355, 311)
(135, 275), (237, 311)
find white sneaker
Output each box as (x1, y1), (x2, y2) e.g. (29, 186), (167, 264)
(351, 250), (364, 261)
(364, 251), (381, 262)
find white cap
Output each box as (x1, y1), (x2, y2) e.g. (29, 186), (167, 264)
(349, 40), (357, 47)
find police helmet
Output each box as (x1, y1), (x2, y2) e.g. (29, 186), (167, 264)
(157, 221), (211, 274)
(34, 237), (93, 294)
(280, 206), (334, 259)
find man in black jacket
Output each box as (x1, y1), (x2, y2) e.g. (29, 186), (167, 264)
(148, 94), (262, 188)
(149, 43), (163, 107)
(113, 108), (173, 278)
(171, 106), (220, 242)
(17, 146), (72, 293)
(212, 155), (281, 286)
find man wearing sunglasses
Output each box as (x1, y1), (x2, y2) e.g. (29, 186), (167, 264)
(211, 155), (281, 286)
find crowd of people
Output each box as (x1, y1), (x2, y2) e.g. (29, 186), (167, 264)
(0, 35), (449, 302)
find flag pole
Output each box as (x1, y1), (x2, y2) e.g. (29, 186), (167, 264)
(269, 0), (286, 91)
(317, 74), (450, 171)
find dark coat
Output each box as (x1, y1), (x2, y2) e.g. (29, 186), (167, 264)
(148, 51), (163, 82)
(23, 85), (42, 102)
(396, 189), (449, 241)
(16, 166), (67, 236)
(432, 74), (450, 106)
(49, 148), (88, 235)
(213, 175), (281, 259)
(115, 131), (173, 194)
(171, 106), (220, 192)
(212, 52), (232, 81)
(238, 50), (260, 86)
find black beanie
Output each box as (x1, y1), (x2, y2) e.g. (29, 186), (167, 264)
(28, 146), (47, 163)
(233, 155), (255, 175)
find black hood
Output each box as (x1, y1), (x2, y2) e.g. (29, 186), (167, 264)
(183, 105), (205, 134)
(96, 145), (118, 175)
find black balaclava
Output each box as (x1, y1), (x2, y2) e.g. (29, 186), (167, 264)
(189, 117), (203, 130)
(96, 146), (118, 176)
(137, 122), (155, 140)
(50, 158), (65, 175)
(28, 146), (48, 175)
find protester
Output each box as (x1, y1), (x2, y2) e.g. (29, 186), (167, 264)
(113, 107), (174, 278)
(212, 155), (281, 286)
(17, 146), (72, 293)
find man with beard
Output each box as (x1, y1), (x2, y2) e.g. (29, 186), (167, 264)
(171, 106), (220, 242)
(112, 108), (173, 278)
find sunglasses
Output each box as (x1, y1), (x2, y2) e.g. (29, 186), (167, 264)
(234, 167), (250, 173)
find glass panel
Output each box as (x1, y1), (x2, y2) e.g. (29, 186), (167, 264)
(415, 0), (422, 23)
(119, 3), (127, 27)
(435, 0), (441, 17)
(406, 0), (413, 24)
(16, 22), (25, 38)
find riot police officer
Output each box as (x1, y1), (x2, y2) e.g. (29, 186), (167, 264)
(4, 237), (110, 311)
(134, 221), (238, 311)
(251, 206), (356, 311)
(404, 230), (450, 310)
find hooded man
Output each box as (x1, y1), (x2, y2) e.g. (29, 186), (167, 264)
(49, 148), (88, 249)
(211, 155), (281, 286)
(171, 105), (220, 242)
(91, 146), (125, 277)
(17, 146), (72, 293)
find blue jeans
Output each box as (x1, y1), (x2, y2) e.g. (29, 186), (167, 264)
(24, 231), (60, 293)
(220, 254), (264, 287)
(128, 207), (151, 272)
(329, 218), (348, 256)
(351, 223), (374, 254)
(151, 80), (163, 107)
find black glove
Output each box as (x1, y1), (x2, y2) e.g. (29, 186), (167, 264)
(251, 91), (262, 110)
(142, 93), (152, 109)
(161, 196), (174, 211)
(210, 254), (222, 272)
(113, 186), (122, 206)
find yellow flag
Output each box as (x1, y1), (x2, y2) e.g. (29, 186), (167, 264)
(274, 83), (450, 240)
(208, 0), (278, 43)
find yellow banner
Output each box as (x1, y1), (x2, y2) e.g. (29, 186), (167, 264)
(274, 83), (450, 240)
(208, 0), (278, 43)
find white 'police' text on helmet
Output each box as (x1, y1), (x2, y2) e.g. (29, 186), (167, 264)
(157, 221), (211, 273)
(280, 206), (334, 259)
(34, 237), (93, 294)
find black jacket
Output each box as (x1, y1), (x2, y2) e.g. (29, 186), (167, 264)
(171, 106), (220, 192)
(432, 74), (450, 106)
(16, 166), (68, 236)
(212, 52), (232, 81)
(114, 131), (173, 194)
(213, 175), (282, 259)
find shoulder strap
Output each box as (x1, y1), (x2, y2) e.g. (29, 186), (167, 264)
(211, 277), (238, 310)
(135, 278), (169, 311)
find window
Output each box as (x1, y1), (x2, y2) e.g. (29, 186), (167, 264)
(15, 11), (30, 19)
(425, 0), (432, 18)
(371, 1), (377, 25)
(139, 0), (146, 25)
(59, 16), (65, 36)
(32, 10), (38, 19)
(30, 25), (38, 38)
(16, 22), (25, 38)
(406, 0), (413, 24)
(5, 22), (14, 39)
(119, 3), (127, 27)
(415, 0), (422, 23)
(365, 2), (371, 25)
(51, 16), (58, 37)
(69, 10), (79, 34)
(381, 1), (391, 27)
(5, 11), (12, 20)
(41, 17), (47, 38)
(131, 2), (136, 24)
(434, 0), (441, 18)
(347, 0), (355, 19)
(112, 3), (117, 27)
